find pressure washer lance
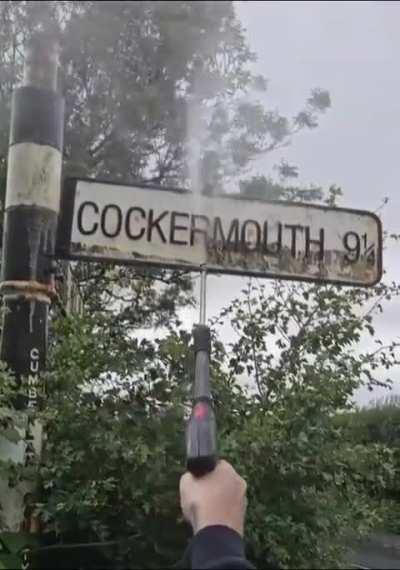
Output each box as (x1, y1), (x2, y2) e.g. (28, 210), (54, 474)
(185, 269), (217, 477)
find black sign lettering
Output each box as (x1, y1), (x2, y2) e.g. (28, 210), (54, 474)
(213, 217), (239, 251)
(285, 224), (303, 257)
(147, 209), (168, 243)
(190, 214), (210, 246)
(170, 212), (189, 245)
(77, 201), (99, 235)
(101, 204), (122, 238)
(125, 207), (146, 240)
(241, 220), (261, 251)
(263, 222), (283, 255)
(276, 222), (282, 254)
(263, 221), (272, 254)
(343, 231), (361, 263)
(305, 227), (324, 260)
(362, 234), (376, 266)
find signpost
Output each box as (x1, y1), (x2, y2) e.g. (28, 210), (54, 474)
(57, 177), (382, 287)
(0, 33), (64, 569)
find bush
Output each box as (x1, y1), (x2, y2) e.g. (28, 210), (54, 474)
(338, 399), (400, 536)
(27, 278), (399, 568)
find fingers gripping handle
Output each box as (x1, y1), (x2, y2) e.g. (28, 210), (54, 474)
(186, 325), (217, 476)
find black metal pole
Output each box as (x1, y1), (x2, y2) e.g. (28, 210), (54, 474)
(0, 33), (64, 536)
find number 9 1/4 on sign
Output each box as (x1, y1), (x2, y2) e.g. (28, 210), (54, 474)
(56, 178), (383, 287)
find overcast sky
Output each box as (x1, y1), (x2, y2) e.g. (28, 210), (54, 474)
(183, 1), (400, 406)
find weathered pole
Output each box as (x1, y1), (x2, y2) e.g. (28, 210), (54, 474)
(0, 31), (64, 547)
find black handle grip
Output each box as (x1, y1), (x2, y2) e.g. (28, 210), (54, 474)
(186, 325), (217, 477)
(186, 398), (217, 477)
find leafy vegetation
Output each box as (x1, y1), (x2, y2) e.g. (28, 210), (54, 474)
(338, 397), (400, 535)
(25, 277), (399, 569)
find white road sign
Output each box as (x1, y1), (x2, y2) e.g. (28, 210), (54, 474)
(57, 178), (382, 286)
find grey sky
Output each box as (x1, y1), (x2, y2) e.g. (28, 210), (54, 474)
(183, 1), (400, 406)
(236, 1), (400, 212)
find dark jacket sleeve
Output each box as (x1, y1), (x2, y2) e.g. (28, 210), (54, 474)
(180, 525), (255, 569)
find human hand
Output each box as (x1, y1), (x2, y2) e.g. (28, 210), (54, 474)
(179, 459), (247, 536)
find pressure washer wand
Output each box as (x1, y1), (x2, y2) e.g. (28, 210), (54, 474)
(186, 269), (217, 476)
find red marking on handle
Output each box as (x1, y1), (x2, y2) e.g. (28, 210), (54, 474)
(194, 402), (207, 420)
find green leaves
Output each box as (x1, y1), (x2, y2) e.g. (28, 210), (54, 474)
(34, 276), (400, 568)
(210, 276), (400, 567)
(238, 175), (324, 202)
(307, 88), (331, 113)
(294, 88), (331, 130)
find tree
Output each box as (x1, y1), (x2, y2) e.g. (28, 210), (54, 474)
(0, 1), (330, 189)
(0, 0), (330, 302)
(0, 1), (395, 569)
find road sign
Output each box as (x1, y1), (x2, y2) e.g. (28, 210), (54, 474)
(56, 178), (382, 286)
